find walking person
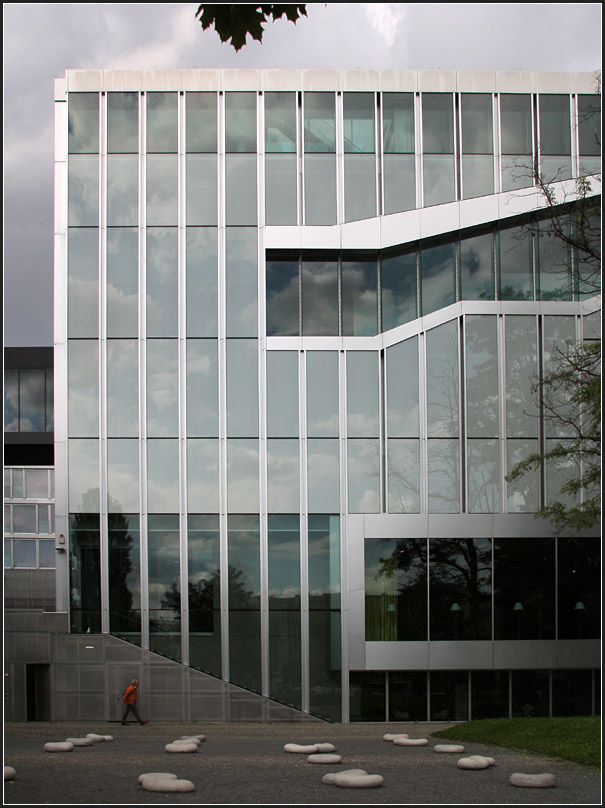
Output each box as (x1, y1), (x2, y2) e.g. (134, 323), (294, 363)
(121, 678), (148, 725)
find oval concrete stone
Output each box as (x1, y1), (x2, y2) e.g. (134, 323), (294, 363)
(510, 773), (556, 788)
(383, 733), (408, 741)
(284, 743), (319, 753)
(138, 773), (177, 784)
(141, 776), (195, 793)
(393, 737), (428, 746)
(470, 755), (495, 767)
(314, 743), (336, 753)
(434, 744), (465, 753)
(457, 756), (489, 770)
(180, 735), (205, 742)
(308, 753), (342, 764)
(4, 766), (16, 781)
(103, 736), (114, 742)
(322, 769), (368, 785)
(66, 737), (93, 746)
(44, 742), (74, 753)
(173, 737), (201, 746)
(165, 742), (197, 753)
(86, 733), (106, 743)
(334, 774), (384, 789)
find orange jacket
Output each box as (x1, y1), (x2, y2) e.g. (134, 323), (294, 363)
(122, 685), (137, 705)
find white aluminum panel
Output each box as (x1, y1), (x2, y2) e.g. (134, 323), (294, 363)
(347, 589), (366, 670)
(428, 641), (494, 669)
(427, 514), (494, 538)
(301, 336), (343, 351)
(380, 209), (422, 248)
(535, 72), (574, 94)
(341, 336), (378, 352)
(265, 225), (302, 250)
(181, 69), (220, 91)
(142, 69), (182, 90)
(266, 337), (304, 351)
(346, 515), (366, 589)
(54, 234), (67, 344)
(498, 186), (541, 218)
(338, 69), (380, 91)
(362, 513), (429, 539)
(573, 72), (600, 94)
(420, 302), (461, 332)
(260, 69), (301, 91)
(379, 70), (418, 92)
(67, 70), (103, 91)
(419, 202), (460, 240)
(366, 641), (429, 670)
(102, 69), (143, 91)
(300, 69), (339, 91)
(221, 69), (261, 91)
(341, 217), (380, 250)
(300, 225), (340, 250)
(418, 70), (457, 92)
(459, 193), (499, 229)
(556, 640), (601, 668)
(54, 78), (67, 101)
(494, 640), (557, 669)
(495, 71), (535, 94)
(456, 71), (496, 92)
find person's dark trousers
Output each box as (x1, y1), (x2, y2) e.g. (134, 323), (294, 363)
(121, 703), (143, 724)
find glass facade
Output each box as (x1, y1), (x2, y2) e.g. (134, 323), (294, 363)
(55, 71), (600, 723)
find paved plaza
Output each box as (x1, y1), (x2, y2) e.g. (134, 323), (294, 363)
(3, 721), (601, 805)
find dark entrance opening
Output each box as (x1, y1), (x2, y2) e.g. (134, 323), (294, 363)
(26, 664), (51, 721)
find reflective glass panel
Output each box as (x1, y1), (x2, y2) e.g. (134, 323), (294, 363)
(226, 340), (258, 437)
(108, 513), (141, 642)
(381, 250), (417, 329)
(421, 241), (456, 315)
(304, 154), (337, 225)
(186, 92), (217, 152)
(462, 94), (493, 153)
(146, 155), (178, 225)
(506, 438), (539, 512)
(426, 320), (459, 437)
(107, 155), (138, 226)
(225, 154), (257, 225)
(308, 515), (341, 721)
(499, 224), (533, 300)
(383, 93), (414, 153)
(386, 338), (419, 438)
(68, 93), (99, 153)
(186, 155), (218, 225)
(387, 439), (420, 513)
(512, 670), (550, 717)
(542, 315), (576, 439)
(107, 339), (138, 437)
(301, 258), (338, 335)
(147, 440), (179, 513)
(430, 671), (468, 721)
(265, 92), (296, 152)
(68, 440), (100, 513)
(462, 155), (494, 199)
(148, 514), (181, 661)
(501, 94), (532, 154)
(423, 154), (455, 206)
(505, 315), (538, 437)
(39, 540), (56, 569)
(422, 94), (453, 153)
(187, 440), (219, 513)
(19, 369), (47, 433)
(537, 217), (572, 300)
(471, 671), (509, 719)
(265, 154), (297, 225)
(349, 672), (386, 722)
(68, 155), (99, 226)
(347, 438), (380, 513)
(107, 228), (138, 337)
(306, 352), (339, 438)
(146, 92), (178, 153)
(68, 228), (99, 337)
(12, 504), (36, 534)
(460, 231), (494, 300)
(228, 514), (261, 692)
(552, 670), (593, 717)
(267, 440), (300, 513)
(45, 370), (54, 433)
(188, 514), (220, 677)
(365, 537), (427, 641)
(465, 315), (498, 438)
(539, 95), (571, 155)
(147, 340), (178, 437)
(501, 154), (534, 192)
(428, 439), (460, 512)
(578, 95), (601, 157)
(383, 154), (416, 214)
(343, 93), (375, 153)
(68, 340), (99, 437)
(108, 92), (139, 153)
(107, 440), (139, 513)
(494, 537), (555, 639)
(557, 537), (600, 640)
(4, 370), (18, 432)
(186, 340), (218, 437)
(344, 155), (377, 222)
(69, 513), (101, 632)
(146, 228), (177, 336)
(267, 352), (298, 438)
(304, 93), (335, 152)
(24, 469), (49, 499)
(307, 440), (340, 512)
(389, 672), (427, 721)
(430, 538), (492, 640)
(227, 440), (259, 513)
(187, 229), (218, 337)
(226, 228), (258, 337)
(347, 352), (379, 437)
(225, 93), (256, 152)
(467, 438), (500, 513)
(266, 256), (299, 336)
(342, 258), (377, 335)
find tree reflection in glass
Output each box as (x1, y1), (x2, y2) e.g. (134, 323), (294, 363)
(188, 515), (221, 677)
(148, 514), (181, 661)
(108, 512), (141, 645)
(228, 515), (261, 694)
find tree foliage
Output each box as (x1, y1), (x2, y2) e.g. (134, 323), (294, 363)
(196, 4), (307, 51)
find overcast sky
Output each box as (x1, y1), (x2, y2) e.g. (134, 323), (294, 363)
(3, 3), (602, 346)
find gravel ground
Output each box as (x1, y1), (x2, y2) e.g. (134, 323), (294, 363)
(3, 721), (601, 805)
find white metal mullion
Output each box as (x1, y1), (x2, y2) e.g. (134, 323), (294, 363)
(99, 91), (109, 635)
(299, 351), (309, 714)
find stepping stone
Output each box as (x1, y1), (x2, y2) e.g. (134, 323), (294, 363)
(314, 743), (336, 753)
(138, 773), (177, 784)
(86, 733), (106, 743)
(141, 776), (195, 793)
(284, 743), (319, 753)
(180, 735), (205, 742)
(165, 742), (198, 753)
(393, 737), (428, 746)
(470, 755), (495, 767)
(334, 774), (384, 789)
(44, 742), (74, 753)
(457, 756), (489, 770)
(66, 737), (93, 746)
(103, 736), (114, 742)
(4, 766), (16, 781)
(383, 733), (408, 741)
(510, 773), (556, 788)
(323, 769), (368, 785)
(308, 753), (342, 764)
(434, 744), (465, 753)
(173, 737), (201, 746)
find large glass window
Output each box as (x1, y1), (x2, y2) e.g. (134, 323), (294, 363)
(471, 671), (509, 719)
(107, 339), (138, 437)
(146, 340), (178, 437)
(68, 228), (99, 337)
(266, 255), (299, 336)
(349, 671), (386, 722)
(148, 514), (181, 661)
(307, 440), (340, 512)
(228, 514), (261, 693)
(347, 352), (379, 437)
(186, 92), (217, 153)
(188, 514), (221, 677)
(267, 352), (298, 438)
(304, 154), (337, 225)
(557, 538), (600, 640)
(426, 320), (459, 438)
(389, 672), (427, 721)
(265, 92), (297, 225)
(146, 155), (178, 225)
(499, 223), (533, 300)
(146, 92), (178, 153)
(578, 94), (601, 176)
(108, 513), (141, 644)
(267, 440), (300, 513)
(186, 340), (218, 438)
(342, 257), (378, 335)
(107, 228), (138, 337)
(187, 439), (219, 513)
(505, 315), (538, 437)
(422, 94), (455, 206)
(301, 259), (338, 336)
(460, 231), (494, 300)
(306, 351), (339, 438)
(225, 92), (256, 152)
(68, 93), (99, 154)
(146, 228), (178, 336)
(68, 340), (99, 438)
(344, 93), (376, 221)
(187, 228), (218, 337)
(381, 250), (417, 330)
(69, 513), (101, 633)
(186, 155), (218, 225)
(387, 439), (420, 513)
(465, 315), (498, 438)
(539, 94), (572, 180)
(226, 340), (258, 437)
(421, 241), (456, 315)
(383, 93), (415, 213)
(147, 439), (179, 512)
(108, 92), (138, 153)
(500, 94), (533, 191)
(68, 155), (99, 226)
(430, 671), (468, 721)
(461, 94), (494, 198)
(386, 338), (419, 438)
(226, 228), (258, 337)
(107, 155), (138, 226)
(107, 439), (139, 513)
(227, 440), (259, 513)
(537, 215), (572, 300)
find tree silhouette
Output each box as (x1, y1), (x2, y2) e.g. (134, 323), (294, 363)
(196, 4), (307, 51)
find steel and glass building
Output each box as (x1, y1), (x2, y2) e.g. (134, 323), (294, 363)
(46, 68), (602, 721)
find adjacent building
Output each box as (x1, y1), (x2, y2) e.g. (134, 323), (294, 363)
(11, 68), (602, 722)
